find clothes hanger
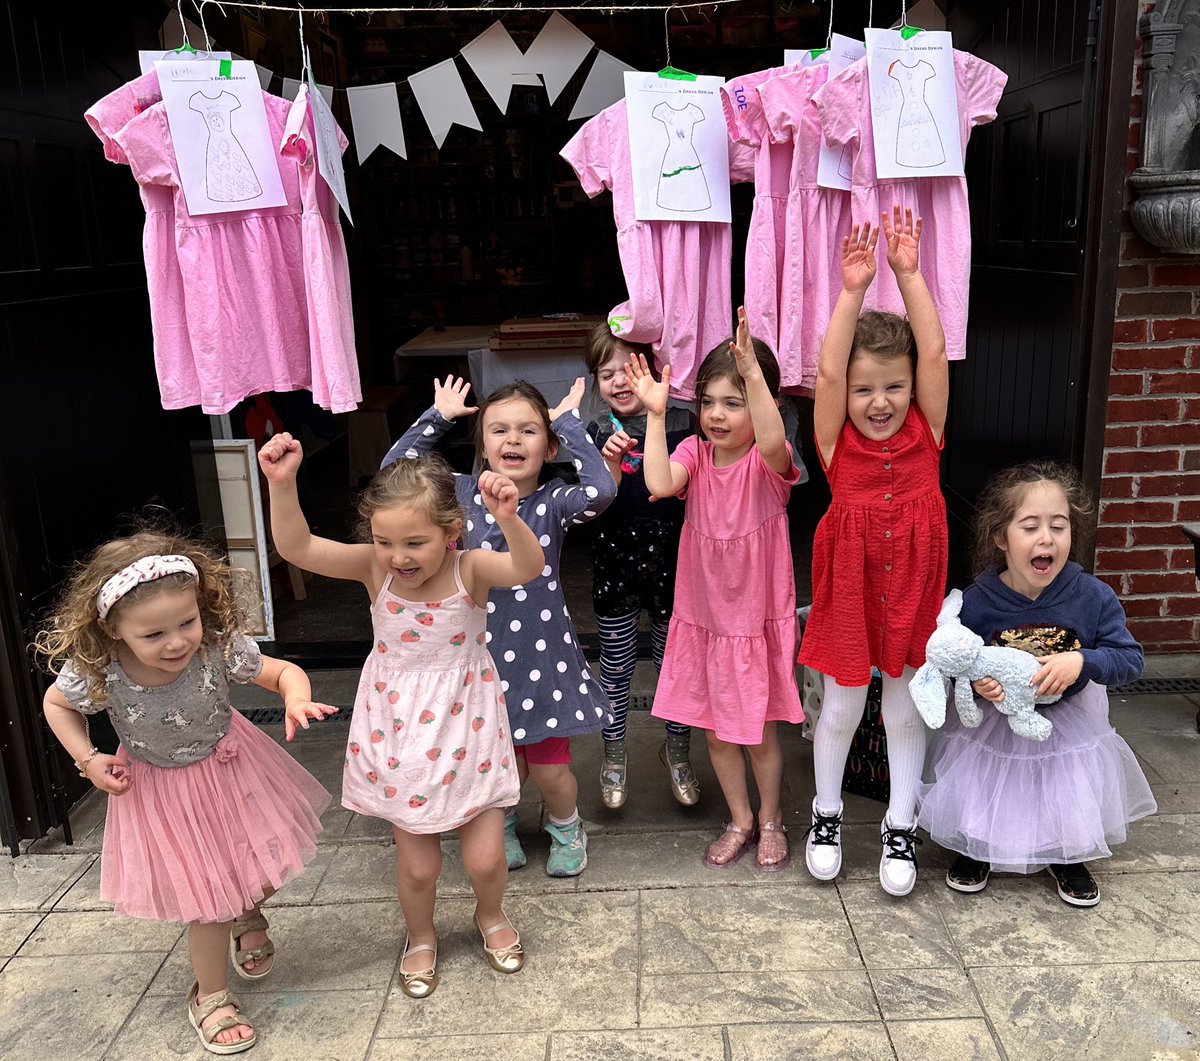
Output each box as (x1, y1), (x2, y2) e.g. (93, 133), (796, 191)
(805, 0), (831, 61)
(899, 0), (923, 40)
(657, 6), (697, 81)
(194, 1), (233, 77)
(171, 0), (197, 55)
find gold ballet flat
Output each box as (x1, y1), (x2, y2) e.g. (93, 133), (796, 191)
(475, 913), (525, 974)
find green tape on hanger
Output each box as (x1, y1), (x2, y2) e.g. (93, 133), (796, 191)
(657, 66), (698, 81)
(218, 59), (232, 78)
(900, 25), (923, 40)
(809, 47), (829, 60)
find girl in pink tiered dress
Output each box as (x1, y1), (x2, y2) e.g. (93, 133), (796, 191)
(630, 310), (804, 872)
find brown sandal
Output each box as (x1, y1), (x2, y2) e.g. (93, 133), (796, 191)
(703, 822), (757, 868)
(756, 821), (790, 872)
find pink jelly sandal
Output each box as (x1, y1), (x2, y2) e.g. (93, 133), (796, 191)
(756, 821), (790, 872)
(703, 822), (757, 869)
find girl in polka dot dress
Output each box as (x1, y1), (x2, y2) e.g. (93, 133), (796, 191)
(259, 441), (545, 999)
(382, 376), (618, 878)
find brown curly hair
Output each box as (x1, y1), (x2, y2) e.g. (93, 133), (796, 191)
(851, 310), (917, 376)
(356, 451), (464, 544)
(33, 529), (255, 705)
(694, 335), (782, 405)
(972, 460), (1095, 575)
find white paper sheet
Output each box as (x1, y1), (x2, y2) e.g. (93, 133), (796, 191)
(347, 82), (407, 163)
(865, 27), (962, 178)
(568, 51), (633, 121)
(624, 72), (731, 223)
(305, 78), (352, 224)
(283, 78), (333, 105)
(462, 21), (541, 113)
(140, 48), (230, 76)
(156, 59), (286, 216)
(409, 58), (483, 149)
(784, 48), (831, 67)
(521, 13), (596, 105)
(816, 33), (868, 191)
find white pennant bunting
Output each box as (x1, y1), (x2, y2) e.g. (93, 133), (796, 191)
(568, 51), (633, 121)
(521, 13), (595, 104)
(347, 83), (407, 163)
(462, 22), (541, 113)
(409, 58), (483, 149)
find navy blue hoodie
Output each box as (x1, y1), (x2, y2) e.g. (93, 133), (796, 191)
(960, 562), (1143, 699)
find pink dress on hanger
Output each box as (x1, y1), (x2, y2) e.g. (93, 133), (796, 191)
(281, 85), (362, 414)
(560, 101), (755, 401)
(112, 92), (315, 414)
(757, 63), (854, 392)
(812, 52), (1008, 360)
(720, 64), (796, 375)
(85, 71), (202, 410)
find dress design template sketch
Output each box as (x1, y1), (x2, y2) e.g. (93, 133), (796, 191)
(653, 102), (711, 211)
(890, 60), (945, 168)
(188, 91), (262, 202)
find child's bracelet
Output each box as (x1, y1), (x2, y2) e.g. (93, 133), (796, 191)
(74, 747), (100, 777)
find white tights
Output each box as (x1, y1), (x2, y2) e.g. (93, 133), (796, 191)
(812, 667), (925, 828)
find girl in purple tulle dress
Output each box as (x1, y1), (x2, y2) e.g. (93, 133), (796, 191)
(917, 462), (1156, 907)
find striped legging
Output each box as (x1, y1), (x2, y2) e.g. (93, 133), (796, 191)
(597, 610), (690, 741)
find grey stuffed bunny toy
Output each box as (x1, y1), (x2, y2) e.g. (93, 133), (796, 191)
(908, 590), (1060, 742)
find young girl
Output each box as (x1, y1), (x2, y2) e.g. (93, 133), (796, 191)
(380, 378), (617, 877)
(584, 323), (698, 810)
(799, 206), (949, 897)
(630, 309), (803, 871)
(37, 531), (334, 1055)
(917, 462), (1156, 906)
(258, 442), (544, 997)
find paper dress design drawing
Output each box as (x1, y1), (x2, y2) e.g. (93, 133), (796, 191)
(889, 60), (946, 169)
(653, 101), (711, 212)
(188, 91), (263, 202)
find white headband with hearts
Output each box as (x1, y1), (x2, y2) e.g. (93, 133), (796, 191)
(97, 555), (199, 619)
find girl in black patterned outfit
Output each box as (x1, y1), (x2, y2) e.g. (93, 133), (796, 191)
(585, 324), (699, 810)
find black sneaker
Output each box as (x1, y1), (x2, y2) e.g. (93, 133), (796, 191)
(1046, 863), (1100, 907)
(945, 854), (991, 893)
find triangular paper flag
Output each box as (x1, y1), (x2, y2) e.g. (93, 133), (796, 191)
(568, 51), (633, 121)
(283, 78), (332, 105)
(347, 82), (407, 163)
(307, 77), (352, 224)
(409, 58), (483, 149)
(521, 13), (595, 104)
(462, 22), (540, 113)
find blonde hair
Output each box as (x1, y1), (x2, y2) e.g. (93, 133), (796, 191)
(972, 461), (1095, 575)
(33, 529), (253, 705)
(358, 452), (463, 542)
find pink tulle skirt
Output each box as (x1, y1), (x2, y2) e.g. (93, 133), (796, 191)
(916, 681), (1157, 873)
(100, 710), (331, 923)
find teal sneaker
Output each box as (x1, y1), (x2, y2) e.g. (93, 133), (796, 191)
(504, 809), (527, 870)
(545, 817), (589, 877)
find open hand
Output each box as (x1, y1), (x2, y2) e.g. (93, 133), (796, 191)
(433, 375), (479, 421)
(478, 470), (521, 521)
(971, 676), (1004, 703)
(728, 306), (761, 382)
(548, 377), (586, 421)
(841, 221), (879, 292)
(601, 430), (636, 468)
(1031, 651), (1083, 698)
(257, 432), (303, 483)
(627, 354), (670, 416)
(284, 700), (339, 742)
(84, 753), (132, 796)
(882, 204), (922, 276)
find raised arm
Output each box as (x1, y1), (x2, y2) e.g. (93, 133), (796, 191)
(462, 471), (546, 598)
(258, 432), (375, 586)
(730, 307), (790, 476)
(883, 205), (948, 444)
(814, 221), (878, 466)
(380, 376), (474, 468)
(545, 378), (619, 526)
(628, 355), (690, 498)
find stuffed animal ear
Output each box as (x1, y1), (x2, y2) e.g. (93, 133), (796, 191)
(908, 663), (948, 728)
(935, 589), (963, 627)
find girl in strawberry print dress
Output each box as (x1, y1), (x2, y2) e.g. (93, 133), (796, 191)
(259, 441), (545, 999)
(799, 206), (950, 899)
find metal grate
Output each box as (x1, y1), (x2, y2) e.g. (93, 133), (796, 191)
(1111, 677), (1200, 696)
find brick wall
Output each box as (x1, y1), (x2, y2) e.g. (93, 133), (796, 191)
(1095, 0), (1200, 652)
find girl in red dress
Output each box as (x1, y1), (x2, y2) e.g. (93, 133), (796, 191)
(799, 206), (950, 897)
